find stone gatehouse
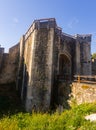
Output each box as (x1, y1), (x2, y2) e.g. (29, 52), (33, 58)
(0, 18), (92, 112)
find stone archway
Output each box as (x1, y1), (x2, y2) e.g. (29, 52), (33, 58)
(56, 53), (71, 108)
(51, 52), (72, 109)
(59, 53), (71, 81)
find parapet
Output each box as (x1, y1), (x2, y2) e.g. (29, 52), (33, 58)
(0, 47), (4, 54)
(25, 18), (56, 40)
(75, 34), (92, 42)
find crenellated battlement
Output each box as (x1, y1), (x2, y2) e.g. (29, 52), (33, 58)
(0, 44), (19, 84)
(0, 46), (4, 54)
(0, 46), (4, 71)
(75, 34), (92, 42)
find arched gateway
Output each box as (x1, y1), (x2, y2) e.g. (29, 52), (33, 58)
(58, 53), (71, 81)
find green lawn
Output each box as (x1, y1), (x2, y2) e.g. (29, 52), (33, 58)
(0, 102), (96, 130)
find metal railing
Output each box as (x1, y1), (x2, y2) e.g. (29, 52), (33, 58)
(74, 75), (96, 83)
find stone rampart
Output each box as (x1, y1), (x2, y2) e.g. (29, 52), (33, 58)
(0, 44), (19, 84)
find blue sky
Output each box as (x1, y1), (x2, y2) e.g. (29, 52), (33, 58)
(0, 0), (96, 53)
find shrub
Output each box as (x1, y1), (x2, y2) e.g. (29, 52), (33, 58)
(0, 103), (96, 130)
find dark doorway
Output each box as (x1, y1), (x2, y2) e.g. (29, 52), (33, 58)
(59, 54), (71, 81)
(51, 53), (71, 110)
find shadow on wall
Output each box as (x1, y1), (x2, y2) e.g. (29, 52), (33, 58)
(0, 83), (25, 118)
(17, 63), (29, 103)
(51, 80), (71, 110)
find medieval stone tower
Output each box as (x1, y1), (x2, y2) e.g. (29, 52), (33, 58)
(0, 18), (92, 112)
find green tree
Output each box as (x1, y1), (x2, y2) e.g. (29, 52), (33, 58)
(92, 53), (96, 59)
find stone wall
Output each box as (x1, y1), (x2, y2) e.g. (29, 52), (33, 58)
(71, 82), (96, 104)
(0, 44), (19, 84)
(76, 34), (92, 75)
(92, 59), (96, 75)
(50, 81), (96, 109)
(0, 47), (4, 71)
(27, 28), (54, 111)
(19, 20), (56, 112)
(53, 28), (76, 80)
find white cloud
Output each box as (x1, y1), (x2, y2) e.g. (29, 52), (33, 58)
(68, 17), (79, 29)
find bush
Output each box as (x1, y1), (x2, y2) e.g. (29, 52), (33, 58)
(0, 103), (96, 130)
(92, 53), (96, 59)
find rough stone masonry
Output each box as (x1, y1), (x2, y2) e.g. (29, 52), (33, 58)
(0, 18), (92, 112)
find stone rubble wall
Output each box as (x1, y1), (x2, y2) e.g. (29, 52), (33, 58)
(71, 82), (96, 104)
(0, 44), (19, 84)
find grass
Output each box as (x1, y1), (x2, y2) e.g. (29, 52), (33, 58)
(0, 102), (96, 130)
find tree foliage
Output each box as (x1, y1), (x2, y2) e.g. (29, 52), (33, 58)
(92, 53), (96, 59)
